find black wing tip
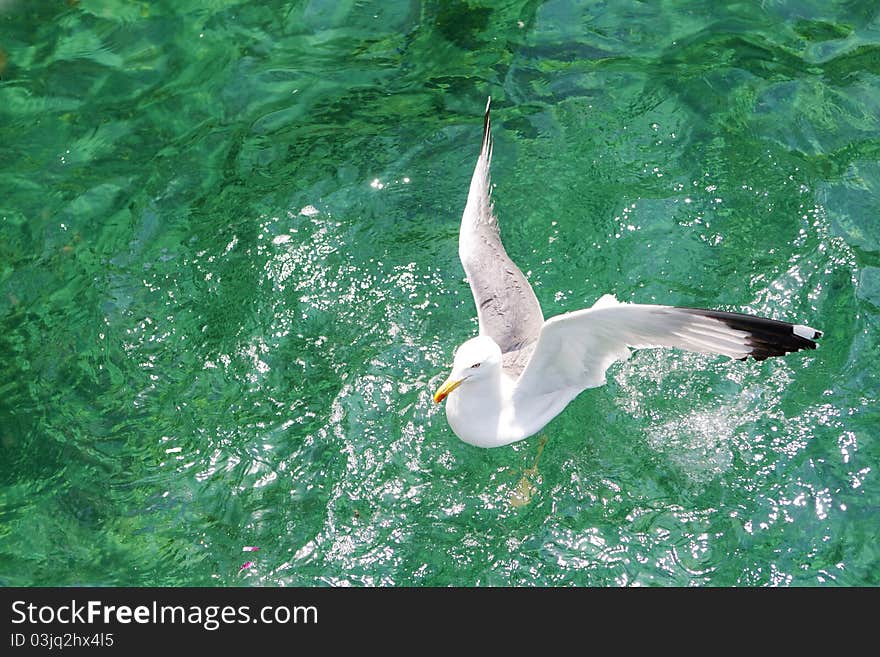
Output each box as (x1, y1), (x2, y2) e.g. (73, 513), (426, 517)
(679, 307), (823, 361)
(482, 96), (492, 155)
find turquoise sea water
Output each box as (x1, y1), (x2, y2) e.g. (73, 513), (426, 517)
(1, 0), (877, 586)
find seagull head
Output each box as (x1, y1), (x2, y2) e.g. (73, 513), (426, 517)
(433, 335), (502, 404)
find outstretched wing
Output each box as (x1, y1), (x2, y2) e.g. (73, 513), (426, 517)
(513, 295), (822, 401)
(459, 98), (544, 365)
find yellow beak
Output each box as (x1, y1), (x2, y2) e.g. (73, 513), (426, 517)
(433, 377), (464, 404)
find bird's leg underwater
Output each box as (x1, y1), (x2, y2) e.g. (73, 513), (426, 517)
(509, 435), (548, 508)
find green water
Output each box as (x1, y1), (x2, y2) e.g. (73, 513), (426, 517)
(1, 0), (877, 587)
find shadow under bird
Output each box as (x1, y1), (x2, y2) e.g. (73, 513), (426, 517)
(433, 98), (822, 448)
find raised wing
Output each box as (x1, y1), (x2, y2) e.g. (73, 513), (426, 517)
(459, 98), (544, 362)
(513, 295), (822, 401)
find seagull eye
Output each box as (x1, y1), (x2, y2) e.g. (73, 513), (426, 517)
(470, 363), (481, 369)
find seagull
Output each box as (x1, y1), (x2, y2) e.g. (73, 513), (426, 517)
(433, 98), (822, 448)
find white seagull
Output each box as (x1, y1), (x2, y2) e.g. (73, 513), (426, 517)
(433, 98), (822, 448)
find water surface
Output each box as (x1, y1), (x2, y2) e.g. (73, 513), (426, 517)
(1, 0), (877, 586)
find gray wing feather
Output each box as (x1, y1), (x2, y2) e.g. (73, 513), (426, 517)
(459, 98), (544, 372)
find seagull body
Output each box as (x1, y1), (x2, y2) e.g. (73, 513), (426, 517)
(433, 98), (822, 448)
